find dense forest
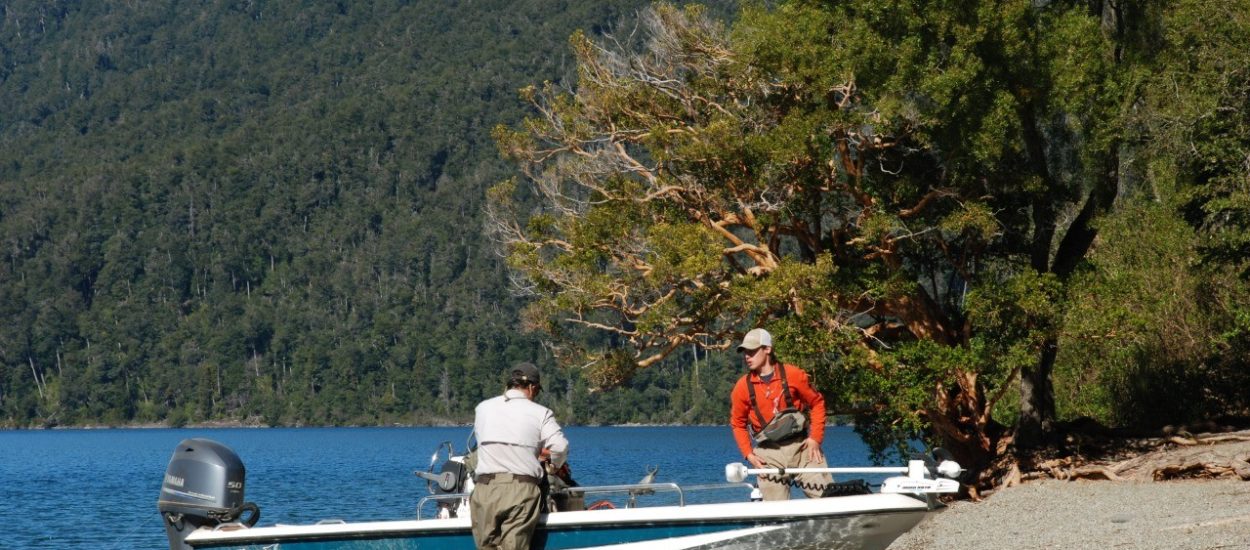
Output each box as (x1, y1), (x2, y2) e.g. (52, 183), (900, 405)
(0, 0), (742, 428)
(1, 0), (1247, 488)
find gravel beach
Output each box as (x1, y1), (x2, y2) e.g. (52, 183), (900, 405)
(886, 479), (1250, 550)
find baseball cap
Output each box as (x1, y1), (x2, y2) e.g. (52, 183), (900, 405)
(736, 328), (773, 352)
(510, 362), (541, 387)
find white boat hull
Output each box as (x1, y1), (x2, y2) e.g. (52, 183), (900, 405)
(184, 493), (932, 550)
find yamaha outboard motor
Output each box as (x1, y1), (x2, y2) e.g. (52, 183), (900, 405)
(158, 438), (260, 550)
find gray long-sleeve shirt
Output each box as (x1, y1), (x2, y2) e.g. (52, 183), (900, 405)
(473, 389), (568, 478)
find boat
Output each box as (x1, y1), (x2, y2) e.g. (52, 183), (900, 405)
(158, 437), (961, 550)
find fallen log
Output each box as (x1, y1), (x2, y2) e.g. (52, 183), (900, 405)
(1022, 429), (1250, 482)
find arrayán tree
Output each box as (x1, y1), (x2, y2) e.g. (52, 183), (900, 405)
(492, 1), (1135, 491)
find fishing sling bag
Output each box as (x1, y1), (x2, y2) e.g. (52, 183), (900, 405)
(747, 365), (808, 444)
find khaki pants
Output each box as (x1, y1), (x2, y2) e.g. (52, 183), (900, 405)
(755, 436), (833, 501)
(470, 474), (542, 550)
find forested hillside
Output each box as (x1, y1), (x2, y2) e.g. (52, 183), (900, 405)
(0, 0), (740, 428)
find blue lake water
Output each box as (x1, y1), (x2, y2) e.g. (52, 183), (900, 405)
(1, 426), (889, 549)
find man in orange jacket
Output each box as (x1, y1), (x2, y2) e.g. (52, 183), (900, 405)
(729, 328), (832, 500)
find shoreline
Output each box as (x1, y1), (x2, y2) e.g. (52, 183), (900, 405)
(2, 421), (739, 430)
(888, 436), (1250, 550)
(5, 420), (856, 430)
(886, 477), (1250, 550)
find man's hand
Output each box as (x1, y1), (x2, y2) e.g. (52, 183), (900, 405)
(800, 437), (823, 463)
(746, 452), (766, 469)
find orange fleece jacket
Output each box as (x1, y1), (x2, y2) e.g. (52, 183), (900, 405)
(729, 363), (826, 459)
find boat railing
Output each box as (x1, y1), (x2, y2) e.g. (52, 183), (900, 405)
(416, 493), (469, 519)
(559, 481), (756, 508)
(673, 482), (756, 494)
(562, 482), (686, 506)
(416, 482), (757, 518)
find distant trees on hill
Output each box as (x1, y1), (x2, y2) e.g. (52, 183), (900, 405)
(0, 0), (738, 428)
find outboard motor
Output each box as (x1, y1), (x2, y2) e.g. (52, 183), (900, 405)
(158, 438), (260, 550)
(415, 442), (474, 518)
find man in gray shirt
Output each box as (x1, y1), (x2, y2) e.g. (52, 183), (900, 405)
(470, 362), (569, 550)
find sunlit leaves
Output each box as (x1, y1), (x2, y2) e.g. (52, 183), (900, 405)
(940, 201), (999, 242)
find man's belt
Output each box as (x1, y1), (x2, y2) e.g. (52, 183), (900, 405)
(476, 472), (540, 485)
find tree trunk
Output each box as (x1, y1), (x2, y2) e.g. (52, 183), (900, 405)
(1017, 341), (1058, 448)
(1024, 148), (1119, 449)
(925, 370), (1002, 483)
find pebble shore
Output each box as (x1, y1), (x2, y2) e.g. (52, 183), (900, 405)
(886, 479), (1250, 550)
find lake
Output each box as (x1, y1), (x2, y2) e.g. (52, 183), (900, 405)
(1, 426), (889, 549)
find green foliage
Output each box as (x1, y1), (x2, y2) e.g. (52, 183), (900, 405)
(1045, 0), (1250, 433)
(967, 271), (1063, 350)
(0, 0), (745, 428)
(1055, 202), (1250, 428)
(493, 0), (1149, 470)
(1140, 0), (1250, 277)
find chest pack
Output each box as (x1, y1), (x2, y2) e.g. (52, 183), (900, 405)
(746, 366), (807, 444)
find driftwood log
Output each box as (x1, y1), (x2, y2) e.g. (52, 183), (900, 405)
(1020, 429), (1250, 483)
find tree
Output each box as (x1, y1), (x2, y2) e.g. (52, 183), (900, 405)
(1143, 0), (1250, 279)
(1123, 0), (1250, 421)
(492, 1), (1130, 485)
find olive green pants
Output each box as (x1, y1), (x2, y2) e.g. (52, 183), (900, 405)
(755, 437), (833, 501)
(470, 475), (542, 550)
